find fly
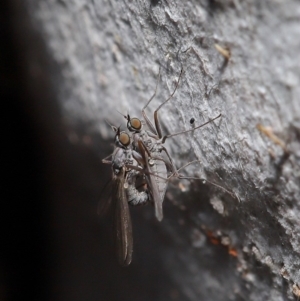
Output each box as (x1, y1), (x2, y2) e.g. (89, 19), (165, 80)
(99, 127), (151, 266)
(122, 68), (222, 221)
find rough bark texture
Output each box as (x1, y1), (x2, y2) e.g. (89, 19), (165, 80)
(4, 0), (300, 300)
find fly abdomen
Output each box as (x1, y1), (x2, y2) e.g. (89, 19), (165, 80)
(127, 184), (150, 206)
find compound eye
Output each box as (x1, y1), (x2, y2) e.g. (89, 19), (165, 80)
(130, 118), (142, 131)
(119, 132), (130, 147)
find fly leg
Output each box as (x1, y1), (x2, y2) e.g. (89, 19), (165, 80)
(157, 114), (222, 177)
(141, 68), (183, 138)
(160, 113), (221, 143)
(161, 146), (179, 175)
(102, 153), (113, 164)
(141, 67), (161, 135)
(167, 160), (239, 201)
(153, 68), (183, 138)
(102, 160), (112, 164)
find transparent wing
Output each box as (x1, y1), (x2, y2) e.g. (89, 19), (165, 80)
(114, 168), (133, 266)
(97, 178), (113, 217)
(137, 140), (163, 221)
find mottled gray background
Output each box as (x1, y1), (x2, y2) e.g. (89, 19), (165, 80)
(3, 0), (300, 300)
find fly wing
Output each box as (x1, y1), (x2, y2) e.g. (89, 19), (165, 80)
(99, 149), (120, 216)
(137, 140), (163, 221)
(114, 168), (133, 266)
(97, 178), (113, 217)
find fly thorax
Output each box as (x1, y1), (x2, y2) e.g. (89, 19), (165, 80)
(145, 139), (154, 150)
(112, 148), (127, 174)
(140, 131), (154, 150)
(123, 150), (134, 166)
(124, 158), (134, 165)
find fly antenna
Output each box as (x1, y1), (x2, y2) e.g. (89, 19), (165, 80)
(115, 109), (128, 119)
(104, 119), (118, 132)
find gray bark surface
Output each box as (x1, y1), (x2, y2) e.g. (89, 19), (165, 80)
(13, 0), (300, 300)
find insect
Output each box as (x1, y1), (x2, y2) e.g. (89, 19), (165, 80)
(190, 117), (195, 124)
(123, 68), (222, 221)
(99, 127), (151, 266)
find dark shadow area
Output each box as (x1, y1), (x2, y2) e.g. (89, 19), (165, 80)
(0, 1), (177, 301)
(1, 1), (52, 300)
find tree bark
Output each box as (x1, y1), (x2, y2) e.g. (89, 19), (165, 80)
(4, 0), (300, 300)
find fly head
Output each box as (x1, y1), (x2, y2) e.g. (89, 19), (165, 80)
(126, 114), (142, 133)
(115, 128), (131, 149)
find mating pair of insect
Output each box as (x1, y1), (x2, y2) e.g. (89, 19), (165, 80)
(98, 68), (223, 266)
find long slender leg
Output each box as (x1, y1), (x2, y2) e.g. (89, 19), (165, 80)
(155, 114), (221, 172)
(138, 140), (152, 157)
(173, 160), (200, 174)
(166, 160), (238, 200)
(102, 159), (113, 164)
(178, 175), (238, 200)
(161, 146), (178, 175)
(154, 68), (183, 138)
(161, 113), (221, 143)
(141, 67), (161, 135)
(102, 153), (113, 163)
